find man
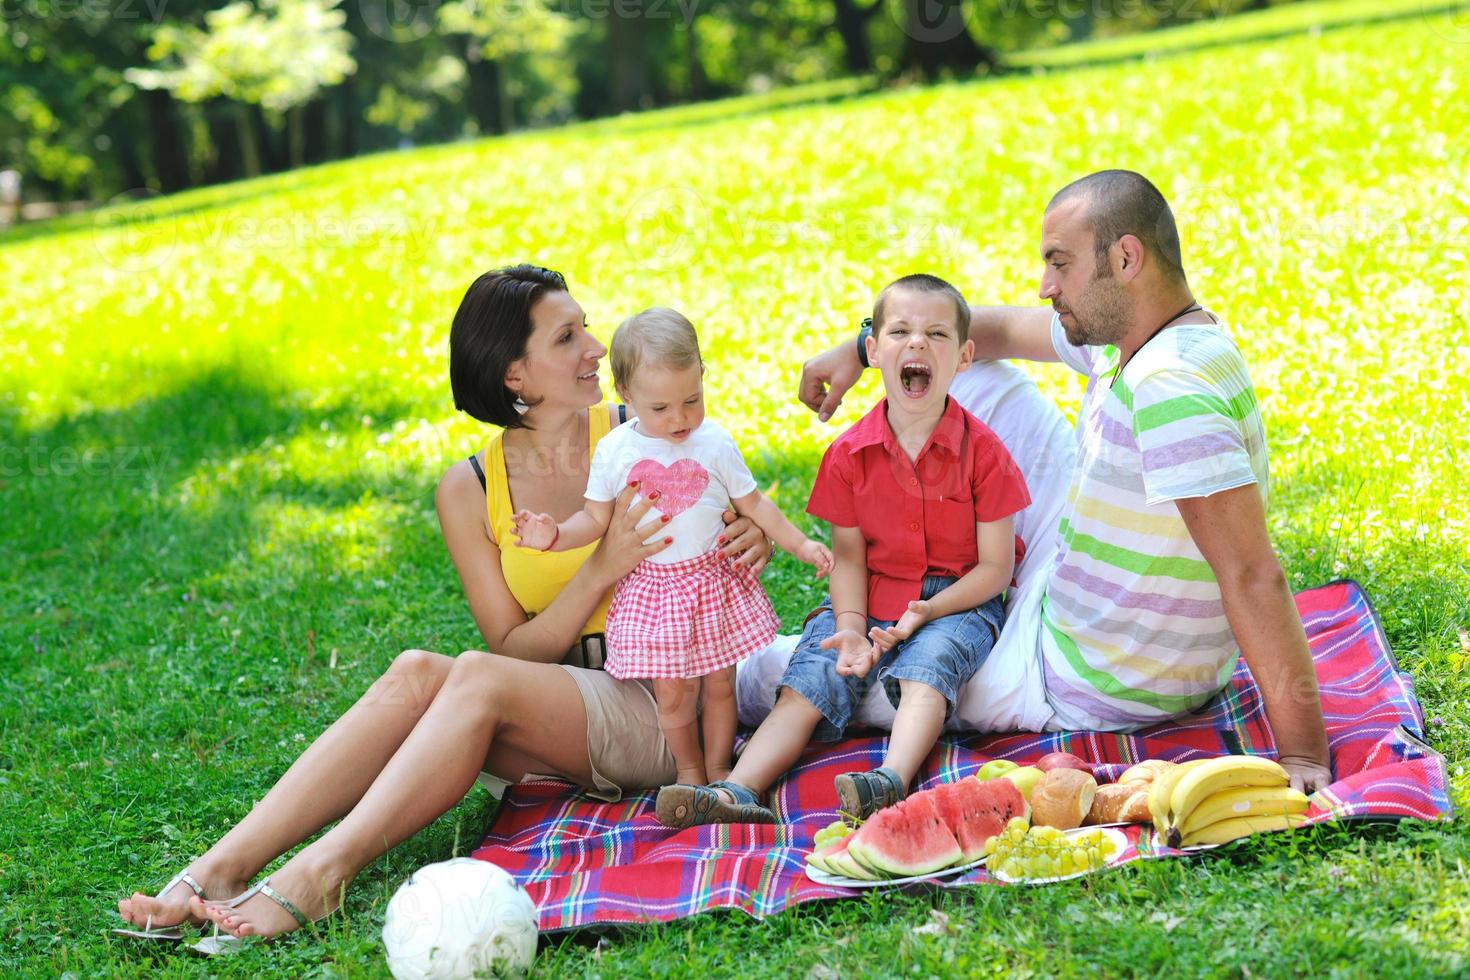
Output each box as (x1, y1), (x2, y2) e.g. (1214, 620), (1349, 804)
(797, 170), (1332, 793)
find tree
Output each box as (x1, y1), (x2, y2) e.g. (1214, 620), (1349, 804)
(126, 0), (356, 176)
(899, 0), (996, 78)
(831, 0), (882, 73)
(437, 0), (578, 133)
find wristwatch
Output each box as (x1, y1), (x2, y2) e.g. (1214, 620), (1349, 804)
(856, 318), (873, 369)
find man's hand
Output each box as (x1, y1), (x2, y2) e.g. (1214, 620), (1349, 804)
(511, 510), (558, 550)
(798, 339), (863, 422)
(1279, 755), (1332, 795)
(825, 629), (879, 678)
(868, 599), (932, 653)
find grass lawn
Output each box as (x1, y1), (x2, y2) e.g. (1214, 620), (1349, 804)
(2, 1), (1468, 974)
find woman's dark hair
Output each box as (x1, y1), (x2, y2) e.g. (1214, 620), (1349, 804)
(449, 264), (569, 428)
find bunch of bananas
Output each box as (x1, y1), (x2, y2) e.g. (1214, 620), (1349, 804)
(1148, 756), (1311, 847)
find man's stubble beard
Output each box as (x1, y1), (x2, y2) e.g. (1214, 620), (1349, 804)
(1063, 265), (1133, 348)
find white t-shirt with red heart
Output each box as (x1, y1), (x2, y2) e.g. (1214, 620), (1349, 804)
(585, 418), (759, 563)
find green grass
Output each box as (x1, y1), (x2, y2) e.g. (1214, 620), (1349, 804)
(2, 0), (1468, 974)
(1005, 0), (1464, 67)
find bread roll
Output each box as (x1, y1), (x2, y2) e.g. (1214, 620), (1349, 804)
(1086, 783), (1152, 824)
(1117, 759), (1175, 788)
(1031, 769), (1098, 830)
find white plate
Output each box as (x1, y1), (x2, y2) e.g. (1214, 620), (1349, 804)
(804, 852), (989, 888)
(987, 827), (1131, 885)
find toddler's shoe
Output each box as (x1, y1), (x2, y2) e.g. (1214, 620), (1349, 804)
(834, 766), (906, 822)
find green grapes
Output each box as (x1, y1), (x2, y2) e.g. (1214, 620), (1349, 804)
(813, 819), (852, 849)
(983, 825), (1119, 881)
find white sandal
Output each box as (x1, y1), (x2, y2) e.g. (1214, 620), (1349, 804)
(111, 868), (208, 942)
(187, 875), (325, 957)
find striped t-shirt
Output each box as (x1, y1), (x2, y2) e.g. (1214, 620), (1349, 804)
(1039, 313), (1268, 731)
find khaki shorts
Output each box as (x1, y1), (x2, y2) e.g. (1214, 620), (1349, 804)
(476, 643), (676, 803)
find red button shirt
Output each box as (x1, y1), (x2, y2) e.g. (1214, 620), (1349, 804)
(807, 396), (1031, 620)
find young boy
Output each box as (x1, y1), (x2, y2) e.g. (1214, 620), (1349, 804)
(656, 273), (1030, 827)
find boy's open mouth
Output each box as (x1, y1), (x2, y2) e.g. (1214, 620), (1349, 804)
(900, 361), (932, 396)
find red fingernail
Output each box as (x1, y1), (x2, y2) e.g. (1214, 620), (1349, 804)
(661, 515), (670, 523)
(716, 536), (726, 545)
(650, 490), (660, 499)
(664, 536), (673, 544)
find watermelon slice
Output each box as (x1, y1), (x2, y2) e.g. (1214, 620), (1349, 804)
(929, 778), (1028, 862)
(846, 792), (963, 877)
(808, 835), (882, 880)
(826, 846), (881, 881)
(806, 837), (846, 875)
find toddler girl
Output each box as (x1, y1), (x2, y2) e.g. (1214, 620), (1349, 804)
(514, 308), (832, 787)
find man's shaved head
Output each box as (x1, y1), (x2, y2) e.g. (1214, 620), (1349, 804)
(1047, 170), (1187, 283)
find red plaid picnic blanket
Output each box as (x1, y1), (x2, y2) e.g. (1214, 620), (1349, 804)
(471, 580), (1451, 932)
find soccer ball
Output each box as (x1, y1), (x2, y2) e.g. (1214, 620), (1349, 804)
(382, 858), (538, 979)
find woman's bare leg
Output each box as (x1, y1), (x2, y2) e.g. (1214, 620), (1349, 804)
(206, 654), (597, 938)
(118, 649), (453, 930)
(654, 676), (706, 786)
(700, 667), (737, 783)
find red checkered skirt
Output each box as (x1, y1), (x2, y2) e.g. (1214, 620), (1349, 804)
(604, 548), (780, 680)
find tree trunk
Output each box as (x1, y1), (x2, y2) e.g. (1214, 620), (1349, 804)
(607, 13), (651, 113)
(236, 104), (262, 178)
(288, 107), (305, 169)
(303, 98), (330, 163)
(142, 89), (191, 193)
(831, 0), (880, 74)
(900, 0), (996, 79)
(684, 10), (705, 100)
(464, 40), (506, 135)
(496, 60), (514, 132)
(336, 79), (358, 157)
(205, 103), (241, 184)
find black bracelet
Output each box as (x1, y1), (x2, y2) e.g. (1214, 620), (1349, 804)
(856, 318), (873, 369)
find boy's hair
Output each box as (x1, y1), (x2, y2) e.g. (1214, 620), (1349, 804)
(610, 307), (703, 391)
(872, 274), (971, 342)
(449, 263), (568, 429)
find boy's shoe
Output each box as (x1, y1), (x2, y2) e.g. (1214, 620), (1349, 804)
(834, 767), (906, 822)
(655, 780), (778, 828)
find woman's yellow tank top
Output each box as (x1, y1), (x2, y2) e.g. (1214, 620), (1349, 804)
(484, 403), (614, 636)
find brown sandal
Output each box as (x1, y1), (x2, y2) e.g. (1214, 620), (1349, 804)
(655, 780), (777, 828)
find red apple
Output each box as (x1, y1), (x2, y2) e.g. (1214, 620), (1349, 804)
(1035, 751), (1092, 775)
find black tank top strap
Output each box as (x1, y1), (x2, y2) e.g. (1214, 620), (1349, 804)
(468, 453), (487, 493)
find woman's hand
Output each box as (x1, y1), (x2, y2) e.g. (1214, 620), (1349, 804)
(718, 509), (773, 575)
(588, 482), (672, 584)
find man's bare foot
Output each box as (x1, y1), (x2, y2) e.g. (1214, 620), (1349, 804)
(116, 860), (250, 931)
(202, 852), (349, 939)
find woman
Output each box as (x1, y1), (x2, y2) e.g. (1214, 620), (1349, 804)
(115, 265), (770, 940)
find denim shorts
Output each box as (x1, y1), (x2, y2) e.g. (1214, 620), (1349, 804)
(778, 576), (1005, 742)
